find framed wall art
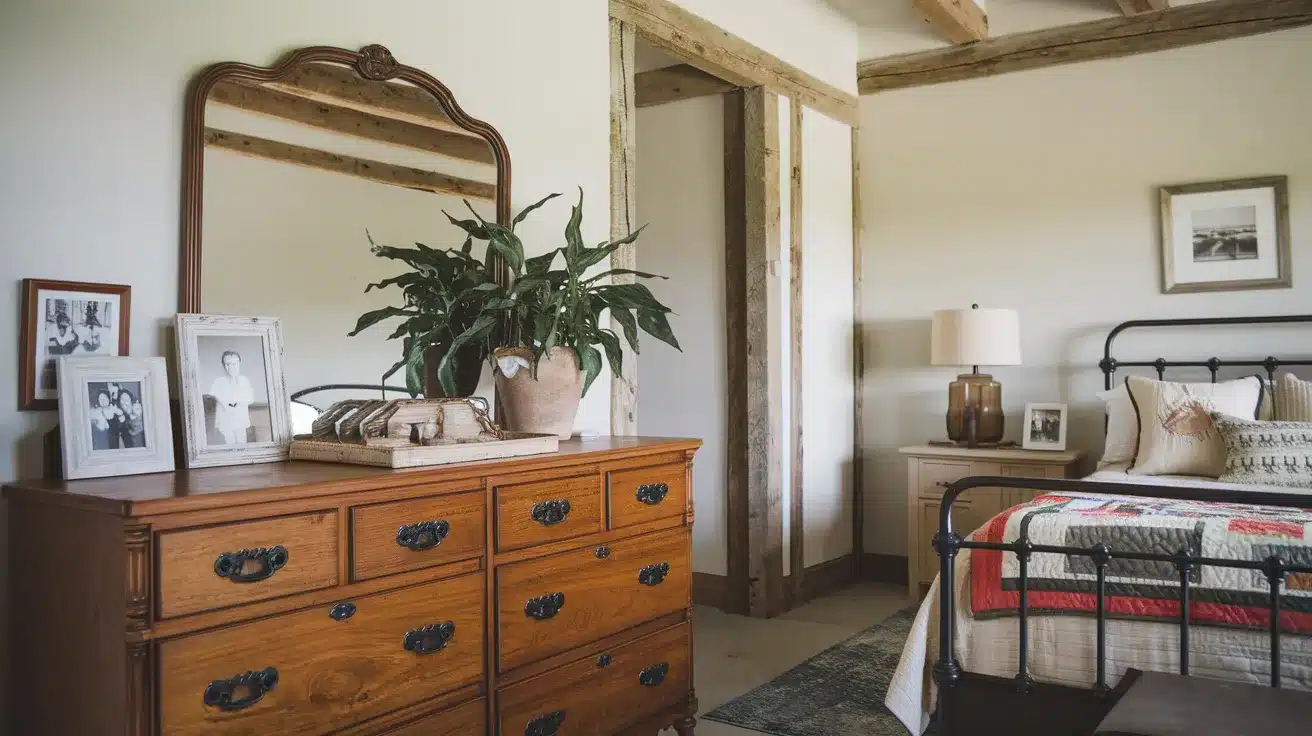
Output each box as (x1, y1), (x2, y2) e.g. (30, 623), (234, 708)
(20, 279), (130, 410)
(1159, 176), (1291, 294)
(1022, 402), (1068, 452)
(176, 314), (292, 468)
(56, 356), (174, 480)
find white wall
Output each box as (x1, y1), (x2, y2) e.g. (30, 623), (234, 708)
(859, 27), (1312, 557)
(636, 94), (727, 575)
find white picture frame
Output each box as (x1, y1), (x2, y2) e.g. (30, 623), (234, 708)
(1159, 176), (1291, 294)
(1022, 402), (1068, 451)
(176, 314), (291, 468)
(57, 356), (175, 480)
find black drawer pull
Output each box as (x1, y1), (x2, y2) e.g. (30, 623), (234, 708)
(403, 622), (455, 655)
(595, 546), (611, 559)
(525, 592), (565, 620)
(329, 602), (356, 621)
(638, 562), (671, 587)
(639, 662), (670, 687)
(597, 653), (612, 668)
(213, 546), (288, 583)
(525, 710), (566, 736)
(203, 667), (278, 711)
(636, 482), (669, 505)
(395, 520), (450, 551)
(531, 499), (571, 526)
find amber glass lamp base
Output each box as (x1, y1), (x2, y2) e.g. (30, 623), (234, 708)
(945, 372), (1004, 445)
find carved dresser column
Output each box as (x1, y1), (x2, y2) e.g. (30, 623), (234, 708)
(124, 523), (153, 736)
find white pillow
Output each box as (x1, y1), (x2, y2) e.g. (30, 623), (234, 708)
(1277, 373), (1312, 422)
(1096, 384), (1138, 469)
(1126, 374), (1264, 477)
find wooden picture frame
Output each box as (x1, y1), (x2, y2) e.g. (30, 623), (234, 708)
(20, 279), (131, 410)
(56, 356), (174, 479)
(1022, 402), (1069, 451)
(176, 314), (292, 468)
(1159, 176), (1291, 294)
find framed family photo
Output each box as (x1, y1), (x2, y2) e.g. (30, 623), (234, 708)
(1022, 403), (1068, 451)
(20, 279), (131, 410)
(1159, 176), (1291, 294)
(56, 356), (174, 479)
(176, 314), (291, 468)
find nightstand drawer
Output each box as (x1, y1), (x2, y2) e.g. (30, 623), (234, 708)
(917, 460), (972, 499)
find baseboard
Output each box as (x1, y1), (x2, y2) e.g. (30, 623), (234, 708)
(861, 553), (909, 586)
(692, 571), (741, 614)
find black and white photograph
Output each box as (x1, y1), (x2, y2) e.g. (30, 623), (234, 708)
(56, 356), (174, 479)
(20, 279), (130, 410)
(1022, 403), (1068, 451)
(176, 314), (291, 468)
(86, 381), (148, 451)
(1160, 176), (1291, 294)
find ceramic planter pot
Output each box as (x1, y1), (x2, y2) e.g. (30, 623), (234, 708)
(423, 344), (483, 398)
(493, 346), (582, 439)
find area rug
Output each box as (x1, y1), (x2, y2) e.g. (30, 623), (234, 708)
(703, 606), (927, 736)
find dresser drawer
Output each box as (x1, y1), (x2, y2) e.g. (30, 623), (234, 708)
(157, 511), (339, 619)
(496, 527), (689, 672)
(352, 490), (485, 581)
(495, 472), (603, 552)
(917, 460), (972, 500)
(607, 461), (686, 530)
(158, 572), (485, 735)
(384, 698), (486, 736)
(499, 623), (690, 736)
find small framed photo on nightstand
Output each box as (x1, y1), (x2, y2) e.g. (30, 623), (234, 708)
(1023, 403), (1068, 451)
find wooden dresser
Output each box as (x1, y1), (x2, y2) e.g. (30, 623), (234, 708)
(5, 437), (701, 735)
(900, 445), (1085, 597)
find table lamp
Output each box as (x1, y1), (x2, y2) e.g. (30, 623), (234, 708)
(930, 304), (1021, 446)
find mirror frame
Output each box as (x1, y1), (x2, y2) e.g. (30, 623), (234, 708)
(178, 43), (512, 312)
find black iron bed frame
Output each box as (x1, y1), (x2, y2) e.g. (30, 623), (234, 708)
(930, 314), (1312, 735)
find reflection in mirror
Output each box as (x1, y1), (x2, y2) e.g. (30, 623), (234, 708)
(199, 62), (498, 416)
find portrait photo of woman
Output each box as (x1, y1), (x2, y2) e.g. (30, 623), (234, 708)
(194, 333), (274, 449)
(209, 350), (254, 444)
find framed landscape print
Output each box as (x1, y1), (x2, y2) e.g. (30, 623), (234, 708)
(20, 279), (131, 410)
(1159, 176), (1291, 294)
(176, 314), (291, 468)
(56, 356), (174, 479)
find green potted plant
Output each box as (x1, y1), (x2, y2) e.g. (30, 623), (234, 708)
(439, 189), (680, 438)
(348, 230), (497, 398)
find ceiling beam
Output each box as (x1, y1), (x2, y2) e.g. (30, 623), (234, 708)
(859, 0), (1312, 94)
(209, 81), (494, 166)
(264, 63), (480, 138)
(635, 64), (736, 108)
(204, 128), (497, 201)
(1116, 0), (1170, 15)
(912, 0), (988, 44)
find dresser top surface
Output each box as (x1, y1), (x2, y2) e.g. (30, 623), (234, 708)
(5, 436), (701, 517)
(899, 444), (1085, 464)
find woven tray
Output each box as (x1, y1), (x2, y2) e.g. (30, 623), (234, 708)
(289, 432), (559, 468)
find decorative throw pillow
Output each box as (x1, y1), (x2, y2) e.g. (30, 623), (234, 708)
(1276, 373), (1312, 422)
(1096, 384), (1137, 468)
(1259, 379), (1275, 420)
(1213, 414), (1312, 489)
(1126, 374), (1264, 477)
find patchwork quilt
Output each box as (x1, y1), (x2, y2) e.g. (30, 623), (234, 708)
(970, 493), (1312, 633)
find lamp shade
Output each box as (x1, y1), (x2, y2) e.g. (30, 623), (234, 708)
(930, 307), (1022, 368)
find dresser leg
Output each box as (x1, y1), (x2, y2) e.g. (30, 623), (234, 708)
(674, 715), (696, 735)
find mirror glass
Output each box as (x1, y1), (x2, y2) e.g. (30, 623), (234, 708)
(199, 61), (499, 411)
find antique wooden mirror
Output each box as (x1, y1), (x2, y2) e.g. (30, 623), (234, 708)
(179, 44), (510, 413)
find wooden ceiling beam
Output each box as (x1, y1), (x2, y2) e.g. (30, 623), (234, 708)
(210, 81), (494, 166)
(1116, 0), (1170, 15)
(912, 0), (988, 44)
(860, 0), (1312, 94)
(204, 128), (496, 201)
(635, 64), (736, 108)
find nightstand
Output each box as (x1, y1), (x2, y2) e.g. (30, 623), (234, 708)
(899, 445), (1086, 597)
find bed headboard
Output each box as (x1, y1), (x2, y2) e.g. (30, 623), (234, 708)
(1100, 314), (1312, 390)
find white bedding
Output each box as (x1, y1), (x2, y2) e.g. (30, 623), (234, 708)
(885, 471), (1312, 735)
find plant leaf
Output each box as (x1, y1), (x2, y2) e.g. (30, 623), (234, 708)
(583, 268), (667, 285)
(349, 306), (415, 336)
(578, 343), (604, 398)
(564, 188), (585, 262)
(592, 282), (671, 313)
(525, 249), (559, 277)
(596, 329), (623, 378)
(638, 309), (681, 351)
(609, 307), (640, 354)
(575, 224), (647, 271)
(512, 192), (563, 228)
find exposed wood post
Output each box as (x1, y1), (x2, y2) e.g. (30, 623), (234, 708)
(850, 125), (865, 577)
(859, 0), (1312, 94)
(636, 64), (736, 108)
(743, 87), (785, 618)
(723, 89), (750, 616)
(788, 100), (805, 606)
(1116, 0), (1169, 15)
(609, 17), (639, 436)
(912, 0), (988, 44)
